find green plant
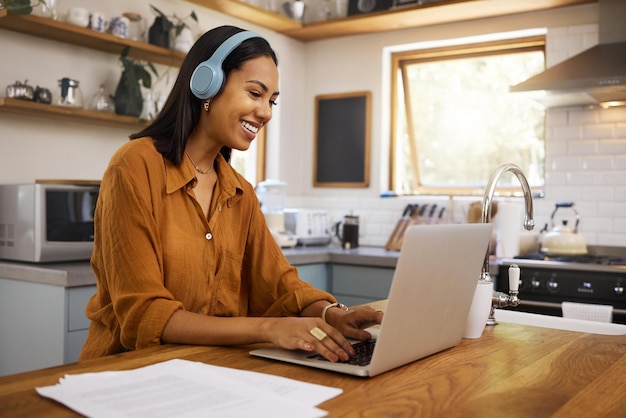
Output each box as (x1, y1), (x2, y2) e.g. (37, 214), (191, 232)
(150, 4), (198, 37)
(114, 46), (158, 117)
(0, 0), (44, 15)
(119, 46), (158, 90)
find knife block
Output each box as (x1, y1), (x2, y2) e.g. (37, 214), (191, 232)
(385, 215), (419, 251)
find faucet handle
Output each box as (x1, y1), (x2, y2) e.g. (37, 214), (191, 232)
(509, 264), (520, 292)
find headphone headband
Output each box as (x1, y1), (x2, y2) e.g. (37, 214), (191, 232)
(190, 30), (263, 100)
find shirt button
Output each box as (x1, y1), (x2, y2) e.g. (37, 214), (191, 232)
(205, 233), (213, 240)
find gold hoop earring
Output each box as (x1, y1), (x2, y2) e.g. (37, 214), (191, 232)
(203, 101), (210, 112)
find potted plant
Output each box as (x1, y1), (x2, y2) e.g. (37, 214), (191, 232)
(114, 46), (158, 117)
(148, 4), (198, 51)
(0, 0), (44, 15)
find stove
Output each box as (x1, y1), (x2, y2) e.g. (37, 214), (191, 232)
(495, 248), (626, 324)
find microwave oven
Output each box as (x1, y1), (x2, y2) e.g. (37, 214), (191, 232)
(0, 182), (99, 263)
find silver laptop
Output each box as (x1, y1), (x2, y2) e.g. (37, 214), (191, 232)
(250, 223), (493, 377)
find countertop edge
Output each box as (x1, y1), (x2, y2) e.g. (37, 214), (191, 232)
(0, 245), (496, 287)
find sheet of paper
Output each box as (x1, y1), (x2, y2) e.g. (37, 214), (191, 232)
(36, 358), (342, 418)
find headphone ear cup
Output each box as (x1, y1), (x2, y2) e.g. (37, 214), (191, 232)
(190, 62), (224, 100)
(189, 31), (262, 100)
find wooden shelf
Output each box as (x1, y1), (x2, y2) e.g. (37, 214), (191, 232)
(0, 10), (186, 67)
(191, 0), (596, 42)
(187, 0), (300, 32)
(0, 97), (148, 130)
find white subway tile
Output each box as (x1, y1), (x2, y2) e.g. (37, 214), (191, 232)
(598, 139), (626, 154)
(546, 109), (568, 126)
(613, 219), (626, 234)
(582, 156), (612, 170)
(568, 171), (598, 186)
(568, 140), (597, 155)
(553, 125), (582, 141)
(545, 171), (569, 185)
(599, 107), (626, 123)
(551, 155), (585, 170)
(568, 108), (600, 125)
(597, 171), (626, 186)
(615, 187), (626, 200)
(597, 202), (626, 217)
(545, 185), (583, 202)
(581, 186), (613, 200)
(583, 124), (615, 139)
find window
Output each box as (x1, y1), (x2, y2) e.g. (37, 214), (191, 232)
(390, 35), (546, 196)
(230, 129), (266, 186)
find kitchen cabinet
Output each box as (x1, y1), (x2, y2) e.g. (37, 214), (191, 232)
(330, 264), (394, 306)
(0, 261), (331, 377)
(0, 250), (396, 376)
(0, 11), (184, 130)
(0, 277), (95, 377)
(188, 0), (595, 42)
(295, 263), (330, 292)
(294, 262), (395, 306)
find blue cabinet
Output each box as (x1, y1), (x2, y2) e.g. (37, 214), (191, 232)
(296, 263), (330, 292)
(330, 265), (394, 306)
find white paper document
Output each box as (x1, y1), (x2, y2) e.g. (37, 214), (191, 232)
(36, 358), (342, 418)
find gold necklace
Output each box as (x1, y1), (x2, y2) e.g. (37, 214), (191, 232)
(186, 152), (213, 175)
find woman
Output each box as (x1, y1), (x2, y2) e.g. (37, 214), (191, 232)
(79, 25), (382, 362)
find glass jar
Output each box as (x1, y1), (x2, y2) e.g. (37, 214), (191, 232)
(57, 78), (83, 108)
(88, 84), (115, 113)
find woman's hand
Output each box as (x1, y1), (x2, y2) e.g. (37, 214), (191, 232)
(262, 317), (356, 362)
(324, 305), (384, 341)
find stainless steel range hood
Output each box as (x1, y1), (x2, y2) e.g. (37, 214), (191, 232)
(510, 0), (626, 108)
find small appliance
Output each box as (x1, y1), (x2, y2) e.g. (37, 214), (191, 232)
(284, 209), (331, 246)
(255, 180), (297, 248)
(0, 181), (99, 263)
(334, 214), (359, 249)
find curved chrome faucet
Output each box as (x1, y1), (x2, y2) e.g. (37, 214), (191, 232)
(480, 163), (535, 325)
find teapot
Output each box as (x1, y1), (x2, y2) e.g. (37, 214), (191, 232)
(540, 202), (587, 256)
(6, 80), (35, 101)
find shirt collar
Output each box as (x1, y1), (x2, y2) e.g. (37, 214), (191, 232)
(165, 152), (245, 206)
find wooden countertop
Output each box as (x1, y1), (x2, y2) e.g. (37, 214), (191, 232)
(1, 319), (625, 417)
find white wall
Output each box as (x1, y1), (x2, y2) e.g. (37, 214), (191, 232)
(2, 1), (624, 248)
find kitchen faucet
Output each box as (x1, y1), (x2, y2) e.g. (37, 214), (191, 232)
(480, 163), (535, 325)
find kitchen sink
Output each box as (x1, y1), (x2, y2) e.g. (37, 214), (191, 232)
(494, 309), (626, 335)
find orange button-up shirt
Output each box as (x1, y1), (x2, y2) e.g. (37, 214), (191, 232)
(80, 137), (334, 359)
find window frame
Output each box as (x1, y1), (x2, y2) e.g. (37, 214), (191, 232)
(389, 35), (546, 196)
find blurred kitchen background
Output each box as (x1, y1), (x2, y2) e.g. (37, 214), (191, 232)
(1, 0), (624, 248)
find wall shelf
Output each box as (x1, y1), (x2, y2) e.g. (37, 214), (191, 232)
(0, 10), (185, 67)
(0, 10), (178, 130)
(189, 0), (596, 42)
(0, 98), (148, 130)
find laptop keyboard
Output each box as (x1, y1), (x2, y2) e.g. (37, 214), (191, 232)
(307, 339), (376, 366)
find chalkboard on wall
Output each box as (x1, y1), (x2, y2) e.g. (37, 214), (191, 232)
(314, 91), (371, 188)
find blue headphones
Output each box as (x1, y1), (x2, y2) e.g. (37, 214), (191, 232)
(189, 31), (263, 100)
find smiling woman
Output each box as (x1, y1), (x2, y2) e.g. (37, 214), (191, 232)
(79, 24), (382, 364)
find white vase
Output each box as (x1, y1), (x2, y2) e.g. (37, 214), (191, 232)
(172, 27), (194, 53)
